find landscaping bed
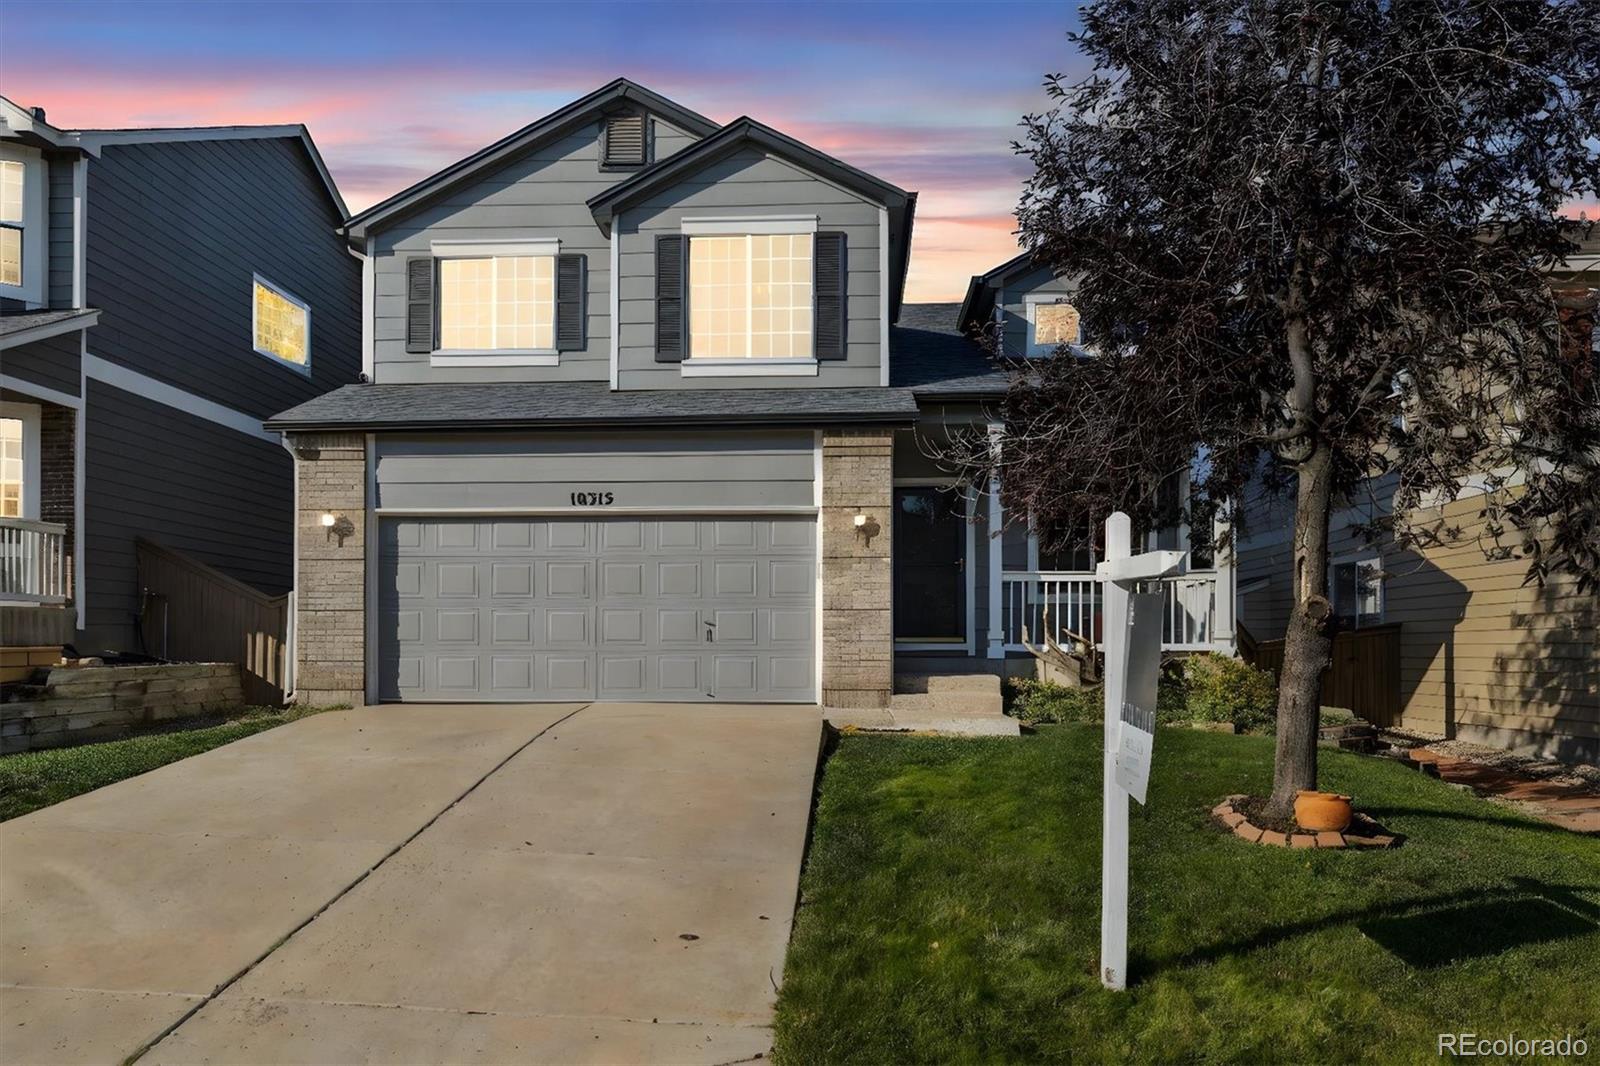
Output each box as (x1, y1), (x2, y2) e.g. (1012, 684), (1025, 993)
(775, 725), (1600, 1064)
(0, 705), (329, 821)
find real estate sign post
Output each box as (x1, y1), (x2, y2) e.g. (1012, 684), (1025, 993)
(1097, 512), (1186, 990)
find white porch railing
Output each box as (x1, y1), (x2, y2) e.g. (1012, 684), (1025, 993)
(0, 518), (70, 605)
(1001, 570), (1221, 653)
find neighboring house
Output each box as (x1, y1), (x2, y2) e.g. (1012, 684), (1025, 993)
(1235, 227), (1599, 764)
(0, 98), (360, 659)
(268, 79), (1234, 709)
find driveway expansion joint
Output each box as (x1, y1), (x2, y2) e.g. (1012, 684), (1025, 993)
(124, 703), (594, 1063)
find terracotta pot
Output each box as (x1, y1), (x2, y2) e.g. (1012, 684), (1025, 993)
(1294, 790), (1353, 832)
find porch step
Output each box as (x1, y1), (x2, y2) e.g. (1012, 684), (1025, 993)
(827, 672), (1016, 736)
(893, 673), (1002, 696)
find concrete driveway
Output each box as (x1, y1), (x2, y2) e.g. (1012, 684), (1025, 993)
(0, 702), (823, 1065)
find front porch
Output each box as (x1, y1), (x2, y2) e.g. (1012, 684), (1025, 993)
(0, 517), (74, 648)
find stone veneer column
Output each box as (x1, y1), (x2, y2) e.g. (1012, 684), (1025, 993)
(290, 432), (366, 706)
(820, 428), (893, 708)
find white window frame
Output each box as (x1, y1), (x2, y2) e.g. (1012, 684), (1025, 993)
(0, 400), (42, 520)
(0, 144), (48, 306)
(1330, 552), (1385, 628)
(679, 216), (821, 377)
(429, 238), (560, 366)
(251, 273), (313, 376)
(1024, 293), (1081, 356)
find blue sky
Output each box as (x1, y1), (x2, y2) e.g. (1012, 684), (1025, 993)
(1, 0), (1088, 299)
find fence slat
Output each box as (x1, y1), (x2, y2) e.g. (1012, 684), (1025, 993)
(1247, 623), (1403, 726)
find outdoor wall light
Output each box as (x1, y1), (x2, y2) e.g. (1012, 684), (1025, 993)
(854, 510), (881, 548)
(322, 512), (355, 547)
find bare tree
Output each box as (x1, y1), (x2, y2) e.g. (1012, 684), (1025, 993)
(947, 0), (1600, 819)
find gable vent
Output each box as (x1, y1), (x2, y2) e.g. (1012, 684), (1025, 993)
(604, 112), (647, 167)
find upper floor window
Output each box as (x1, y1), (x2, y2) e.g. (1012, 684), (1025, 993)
(0, 159), (23, 288)
(252, 275), (311, 372)
(438, 253), (555, 352)
(0, 147), (44, 301)
(1331, 554), (1384, 628)
(603, 112), (647, 168)
(1026, 295), (1080, 355)
(689, 234), (813, 359)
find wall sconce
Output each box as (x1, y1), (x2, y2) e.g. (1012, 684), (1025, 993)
(322, 512), (355, 547)
(854, 510), (881, 548)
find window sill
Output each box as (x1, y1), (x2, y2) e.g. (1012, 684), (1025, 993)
(431, 351), (560, 368)
(679, 359), (820, 378)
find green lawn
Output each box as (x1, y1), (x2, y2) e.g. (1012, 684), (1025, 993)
(0, 707), (327, 822)
(775, 725), (1600, 1064)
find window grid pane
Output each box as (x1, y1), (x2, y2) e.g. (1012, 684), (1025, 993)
(0, 227), (19, 288)
(0, 161), (23, 223)
(253, 281), (308, 366)
(1034, 302), (1080, 347)
(439, 255), (553, 351)
(690, 234), (814, 359)
(0, 418), (22, 519)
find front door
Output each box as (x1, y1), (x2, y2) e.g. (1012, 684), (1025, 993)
(893, 486), (966, 643)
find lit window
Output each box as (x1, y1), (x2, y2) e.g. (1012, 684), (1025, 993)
(689, 234), (813, 359)
(0, 417), (21, 518)
(1028, 298), (1080, 354)
(0, 159), (23, 288)
(252, 277), (311, 370)
(1332, 556), (1384, 627)
(438, 255), (554, 351)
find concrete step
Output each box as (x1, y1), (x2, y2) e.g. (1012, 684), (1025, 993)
(824, 705), (1020, 737)
(893, 673), (1003, 696)
(890, 690), (1004, 717)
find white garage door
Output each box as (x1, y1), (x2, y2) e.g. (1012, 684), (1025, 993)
(378, 516), (816, 702)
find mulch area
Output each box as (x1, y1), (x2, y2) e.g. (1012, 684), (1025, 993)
(1405, 749), (1600, 834)
(1212, 794), (1399, 849)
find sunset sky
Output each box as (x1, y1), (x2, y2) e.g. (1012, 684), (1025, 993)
(1, 0), (1087, 303)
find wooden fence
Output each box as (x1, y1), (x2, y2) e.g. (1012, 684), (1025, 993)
(1248, 622), (1403, 727)
(134, 538), (288, 707)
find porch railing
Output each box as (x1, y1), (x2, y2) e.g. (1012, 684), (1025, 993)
(0, 518), (70, 605)
(1001, 570), (1221, 653)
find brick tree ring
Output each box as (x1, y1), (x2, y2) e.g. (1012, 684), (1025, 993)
(1211, 795), (1401, 849)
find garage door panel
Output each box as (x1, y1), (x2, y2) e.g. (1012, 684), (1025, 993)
(380, 517), (814, 702)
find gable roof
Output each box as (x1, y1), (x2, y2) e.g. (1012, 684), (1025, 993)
(1, 95), (347, 217)
(956, 248), (1039, 334)
(343, 78), (720, 243)
(588, 116), (917, 321)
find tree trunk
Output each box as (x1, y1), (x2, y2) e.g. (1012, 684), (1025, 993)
(1264, 442), (1335, 821)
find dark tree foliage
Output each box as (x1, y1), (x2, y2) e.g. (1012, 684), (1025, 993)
(955, 0), (1600, 816)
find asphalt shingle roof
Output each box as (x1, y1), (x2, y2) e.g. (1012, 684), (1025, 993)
(0, 307), (99, 339)
(891, 302), (1010, 397)
(265, 382), (921, 431)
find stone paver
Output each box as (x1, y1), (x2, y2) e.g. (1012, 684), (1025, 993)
(1409, 749), (1600, 834)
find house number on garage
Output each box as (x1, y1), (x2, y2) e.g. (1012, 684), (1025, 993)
(569, 491), (616, 506)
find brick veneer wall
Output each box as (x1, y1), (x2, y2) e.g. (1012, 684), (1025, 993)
(820, 428), (894, 708)
(39, 402), (75, 591)
(1, 663), (243, 754)
(291, 433), (365, 706)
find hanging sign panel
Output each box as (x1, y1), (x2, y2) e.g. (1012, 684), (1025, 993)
(1113, 590), (1164, 805)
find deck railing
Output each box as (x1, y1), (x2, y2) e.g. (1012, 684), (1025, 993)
(1001, 570), (1221, 653)
(0, 518), (70, 605)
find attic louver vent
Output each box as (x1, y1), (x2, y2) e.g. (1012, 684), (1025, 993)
(604, 113), (646, 167)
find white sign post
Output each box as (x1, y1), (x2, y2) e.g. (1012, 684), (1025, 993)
(1096, 512), (1186, 991)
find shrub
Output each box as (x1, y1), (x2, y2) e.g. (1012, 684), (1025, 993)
(1004, 678), (1102, 725)
(1182, 653), (1278, 733)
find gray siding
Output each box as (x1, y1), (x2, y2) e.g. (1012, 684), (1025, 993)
(47, 155), (76, 308)
(375, 429), (815, 511)
(82, 378), (293, 652)
(372, 115), (700, 386)
(2, 331), (81, 397)
(85, 137), (360, 419)
(998, 263), (1074, 357)
(616, 147), (884, 390)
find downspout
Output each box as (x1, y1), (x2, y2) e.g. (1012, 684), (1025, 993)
(279, 431), (298, 702)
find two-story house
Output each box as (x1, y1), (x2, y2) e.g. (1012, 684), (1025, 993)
(268, 79), (1231, 709)
(0, 97), (360, 668)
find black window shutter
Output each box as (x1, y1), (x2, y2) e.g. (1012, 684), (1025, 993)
(655, 234), (686, 362)
(405, 257), (435, 354)
(814, 232), (847, 360)
(555, 253), (585, 351)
